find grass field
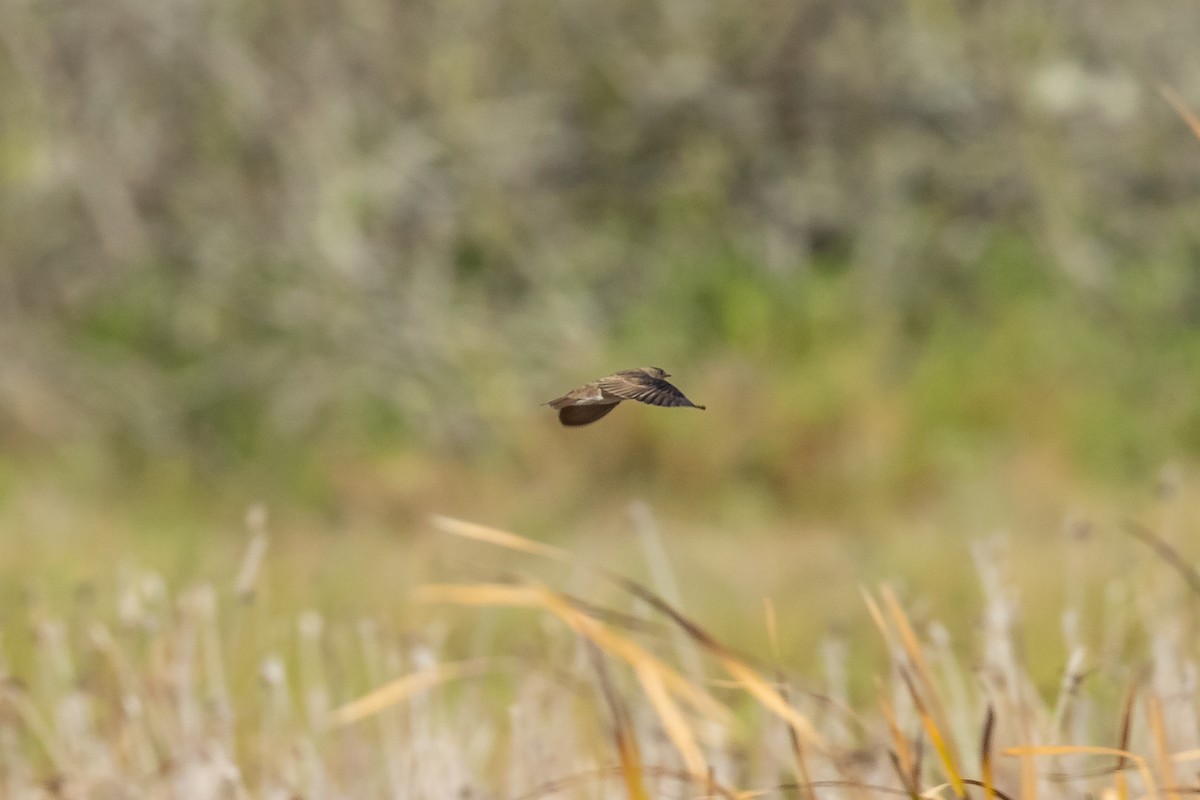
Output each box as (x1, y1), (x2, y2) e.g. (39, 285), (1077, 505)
(3, 474), (1200, 798)
(3, 498), (1200, 798)
(5, 0), (1200, 797)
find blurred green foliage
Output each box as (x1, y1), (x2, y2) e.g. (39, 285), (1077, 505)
(1, 0), (1200, 517)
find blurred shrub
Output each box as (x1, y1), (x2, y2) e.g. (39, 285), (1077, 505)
(1, 0), (1199, 490)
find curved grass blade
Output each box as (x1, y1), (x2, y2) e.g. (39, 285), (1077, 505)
(1002, 745), (1157, 798)
(1122, 521), (1200, 598)
(329, 660), (482, 727)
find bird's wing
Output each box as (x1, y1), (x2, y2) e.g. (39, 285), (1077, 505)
(599, 375), (700, 408)
(558, 403), (618, 426)
(546, 383), (604, 409)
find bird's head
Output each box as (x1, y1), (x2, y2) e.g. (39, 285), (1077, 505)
(645, 366), (670, 378)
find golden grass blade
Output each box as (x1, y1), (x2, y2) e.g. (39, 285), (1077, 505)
(584, 640), (651, 800)
(329, 661), (480, 727)
(1016, 722), (1037, 800)
(1002, 746), (1157, 797)
(868, 587), (926, 797)
(634, 661), (706, 778)
(582, 641), (737, 800)
(429, 514), (821, 748)
(541, 592), (732, 724)
(881, 587), (964, 775)
(980, 705), (996, 800)
(866, 581), (926, 796)
(430, 515), (571, 562)
(1146, 692), (1180, 800)
(607, 574), (825, 748)
(421, 582), (661, 636)
(861, 588), (895, 651)
(556, 594), (666, 635)
(475, 526), (827, 749)
(615, 714), (651, 800)
(415, 582), (552, 608)
(418, 581), (732, 724)
(718, 656), (825, 749)
(429, 516), (650, 643)
(1161, 86), (1200, 141)
(898, 667), (965, 799)
(424, 582), (720, 800)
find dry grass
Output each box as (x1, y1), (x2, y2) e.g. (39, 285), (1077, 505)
(2, 505), (1199, 799)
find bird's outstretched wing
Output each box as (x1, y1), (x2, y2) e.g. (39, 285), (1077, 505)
(599, 374), (705, 408)
(558, 404), (618, 426)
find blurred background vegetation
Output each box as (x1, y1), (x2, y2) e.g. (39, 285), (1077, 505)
(2, 0), (1200, 625)
(6, 8), (1200, 792)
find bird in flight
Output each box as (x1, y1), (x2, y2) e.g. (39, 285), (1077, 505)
(546, 367), (706, 426)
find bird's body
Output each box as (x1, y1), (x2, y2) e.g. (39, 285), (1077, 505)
(546, 367), (705, 426)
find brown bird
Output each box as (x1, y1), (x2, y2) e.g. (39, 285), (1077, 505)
(546, 367), (706, 427)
